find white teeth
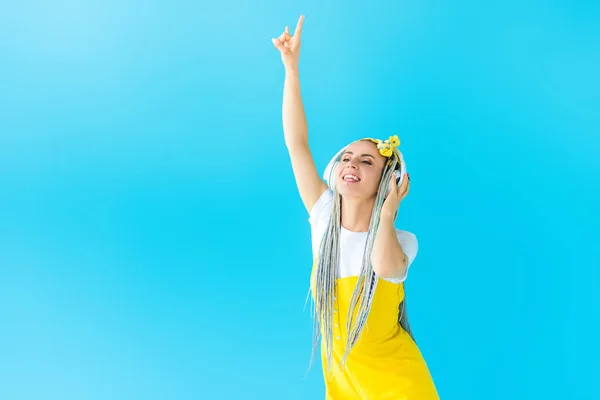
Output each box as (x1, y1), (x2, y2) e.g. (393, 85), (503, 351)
(343, 174), (360, 182)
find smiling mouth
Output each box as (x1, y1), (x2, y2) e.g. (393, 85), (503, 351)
(342, 174), (361, 183)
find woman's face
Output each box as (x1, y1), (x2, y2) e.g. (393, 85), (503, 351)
(335, 140), (387, 199)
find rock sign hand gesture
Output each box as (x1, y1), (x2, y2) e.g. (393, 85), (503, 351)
(271, 15), (305, 71)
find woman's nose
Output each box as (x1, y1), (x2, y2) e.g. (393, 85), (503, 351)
(347, 159), (360, 168)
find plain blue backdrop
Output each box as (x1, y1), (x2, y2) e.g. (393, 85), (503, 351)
(1, 1), (599, 399)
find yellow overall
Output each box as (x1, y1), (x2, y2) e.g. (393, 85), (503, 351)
(317, 276), (439, 399)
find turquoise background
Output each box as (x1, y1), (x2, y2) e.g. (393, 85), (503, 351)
(1, 1), (598, 399)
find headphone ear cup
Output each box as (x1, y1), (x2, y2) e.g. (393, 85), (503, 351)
(324, 161), (338, 191)
(385, 170), (403, 197)
(395, 169), (403, 187)
(323, 146), (347, 191)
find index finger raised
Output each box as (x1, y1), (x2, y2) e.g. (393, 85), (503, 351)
(294, 15), (305, 38)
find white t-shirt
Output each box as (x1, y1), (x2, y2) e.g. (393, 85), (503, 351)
(308, 189), (418, 284)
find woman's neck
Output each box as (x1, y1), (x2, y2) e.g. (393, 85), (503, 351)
(340, 196), (375, 232)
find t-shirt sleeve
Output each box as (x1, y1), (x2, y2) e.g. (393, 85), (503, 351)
(308, 189), (334, 227)
(384, 230), (419, 284)
(396, 230), (418, 268)
(308, 189), (334, 257)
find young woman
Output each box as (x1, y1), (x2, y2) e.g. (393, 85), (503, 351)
(272, 15), (439, 399)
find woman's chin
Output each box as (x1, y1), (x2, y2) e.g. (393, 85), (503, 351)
(338, 182), (367, 197)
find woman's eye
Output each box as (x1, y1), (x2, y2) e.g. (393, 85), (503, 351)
(342, 158), (350, 162)
(361, 160), (372, 165)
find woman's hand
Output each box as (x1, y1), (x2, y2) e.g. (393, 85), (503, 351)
(271, 15), (304, 72)
(381, 173), (410, 219)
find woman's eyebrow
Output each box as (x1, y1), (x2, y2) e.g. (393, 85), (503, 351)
(343, 151), (375, 159)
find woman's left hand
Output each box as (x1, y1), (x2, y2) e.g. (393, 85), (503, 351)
(381, 173), (410, 218)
